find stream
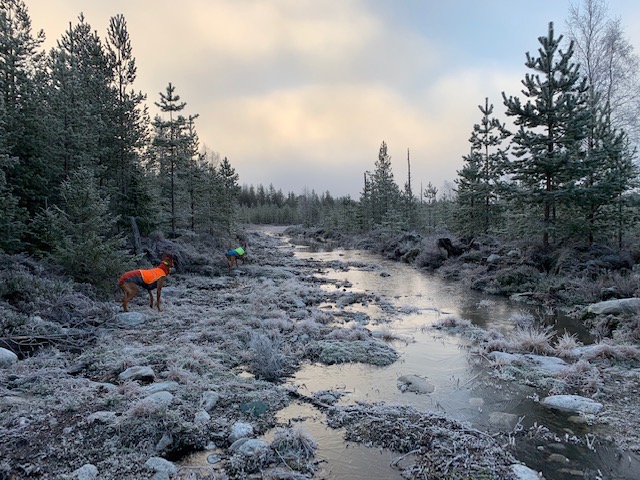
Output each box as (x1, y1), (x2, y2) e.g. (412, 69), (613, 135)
(182, 229), (640, 479)
(274, 240), (640, 480)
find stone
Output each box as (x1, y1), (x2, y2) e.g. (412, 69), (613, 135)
(72, 464), (98, 480)
(144, 457), (177, 475)
(201, 390), (220, 411)
(488, 412), (519, 430)
(194, 409), (210, 424)
(586, 298), (640, 316)
(86, 411), (117, 424)
(115, 312), (145, 327)
(229, 422), (254, 443)
(397, 374), (435, 394)
(541, 395), (603, 415)
(141, 381), (179, 394)
(137, 391), (173, 411)
(0, 347), (18, 368)
(511, 464), (542, 480)
(118, 365), (155, 383)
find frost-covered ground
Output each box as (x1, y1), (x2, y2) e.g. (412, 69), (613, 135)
(1, 228), (639, 479)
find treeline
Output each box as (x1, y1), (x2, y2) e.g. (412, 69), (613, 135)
(240, 9), (640, 250)
(0, 1), (240, 288)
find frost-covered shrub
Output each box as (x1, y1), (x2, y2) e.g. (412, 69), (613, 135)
(292, 318), (323, 340)
(325, 324), (371, 341)
(270, 427), (317, 473)
(431, 316), (473, 331)
(489, 265), (541, 295)
(554, 332), (583, 358)
(509, 325), (554, 354)
(510, 310), (535, 328)
(248, 333), (290, 382)
(550, 359), (602, 395)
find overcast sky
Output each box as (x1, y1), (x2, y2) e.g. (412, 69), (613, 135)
(26, 0), (640, 198)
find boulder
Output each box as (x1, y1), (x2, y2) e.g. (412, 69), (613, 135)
(511, 464), (543, 480)
(586, 298), (640, 316)
(72, 464), (98, 480)
(141, 381), (179, 394)
(144, 457), (177, 475)
(201, 390), (220, 411)
(541, 395), (603, 415)
(0, 347), (18, 368)
(118, 365), (155, 383)
(229, 422), (254, 443)
(397, 374), (435, 394)
(115, 312), (145, 327)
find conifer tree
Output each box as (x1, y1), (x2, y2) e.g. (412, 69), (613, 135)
(0, 0), (49, 215)
(151, 82), (189, 237)
(48, 14), (114, 182)
(455, 98), (510, 236)
(41, 167), (133, 296)
(217, 156), (240, 233)
(369, 141), (401, 228)
(503, 22), (591, 247)
(105, 13), (151, 227)
(0, 155), (26, 252)
(401, 148), (418, 229)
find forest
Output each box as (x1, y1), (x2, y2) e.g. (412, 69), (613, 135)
(1, 0), (640, 296)
(3, 0), (640, 478)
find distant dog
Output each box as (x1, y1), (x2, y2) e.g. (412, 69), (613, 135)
(119, 253), (174, 312)
(225, 243), (247, 272)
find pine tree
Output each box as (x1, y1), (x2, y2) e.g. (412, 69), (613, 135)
(105, 13), (151, 228)
(455, 98), (510, 236)
(217, 156), (240, 233)
(369, 141), (401, 228)
(503, 22), (592, 247)
(151, 82), (189, 237)
(48, 14), (114, 181)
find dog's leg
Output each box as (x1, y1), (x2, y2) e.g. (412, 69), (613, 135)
(148, 289), (154, 309)
(121, 283), (138, 312)
(156, 278), (165, 311)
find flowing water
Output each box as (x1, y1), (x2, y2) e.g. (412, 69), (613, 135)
(275, 242), (640, 480)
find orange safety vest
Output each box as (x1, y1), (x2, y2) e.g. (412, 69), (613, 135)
(140, 267), (167, 284)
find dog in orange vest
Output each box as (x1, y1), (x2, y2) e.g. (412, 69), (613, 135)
(118, 253), (174, 312)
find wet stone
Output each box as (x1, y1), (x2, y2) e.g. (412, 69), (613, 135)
(397, 374), (435, 394)
(488, 412), (519, 431)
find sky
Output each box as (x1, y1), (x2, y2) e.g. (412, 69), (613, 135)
(25, 0), (640, 198)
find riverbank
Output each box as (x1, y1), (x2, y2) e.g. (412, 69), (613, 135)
(1, 226), (639, 479)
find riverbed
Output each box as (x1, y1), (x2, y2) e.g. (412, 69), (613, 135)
(273, 235), (640, 480)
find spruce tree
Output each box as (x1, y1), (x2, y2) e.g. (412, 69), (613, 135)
(503, 22), (591, 247)
(0, 0), (49, 215)
(42, 167), (133, 296)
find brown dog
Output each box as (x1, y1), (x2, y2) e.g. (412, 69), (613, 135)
(119, 253), (174, 312)
(225, 243), (247, 272)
